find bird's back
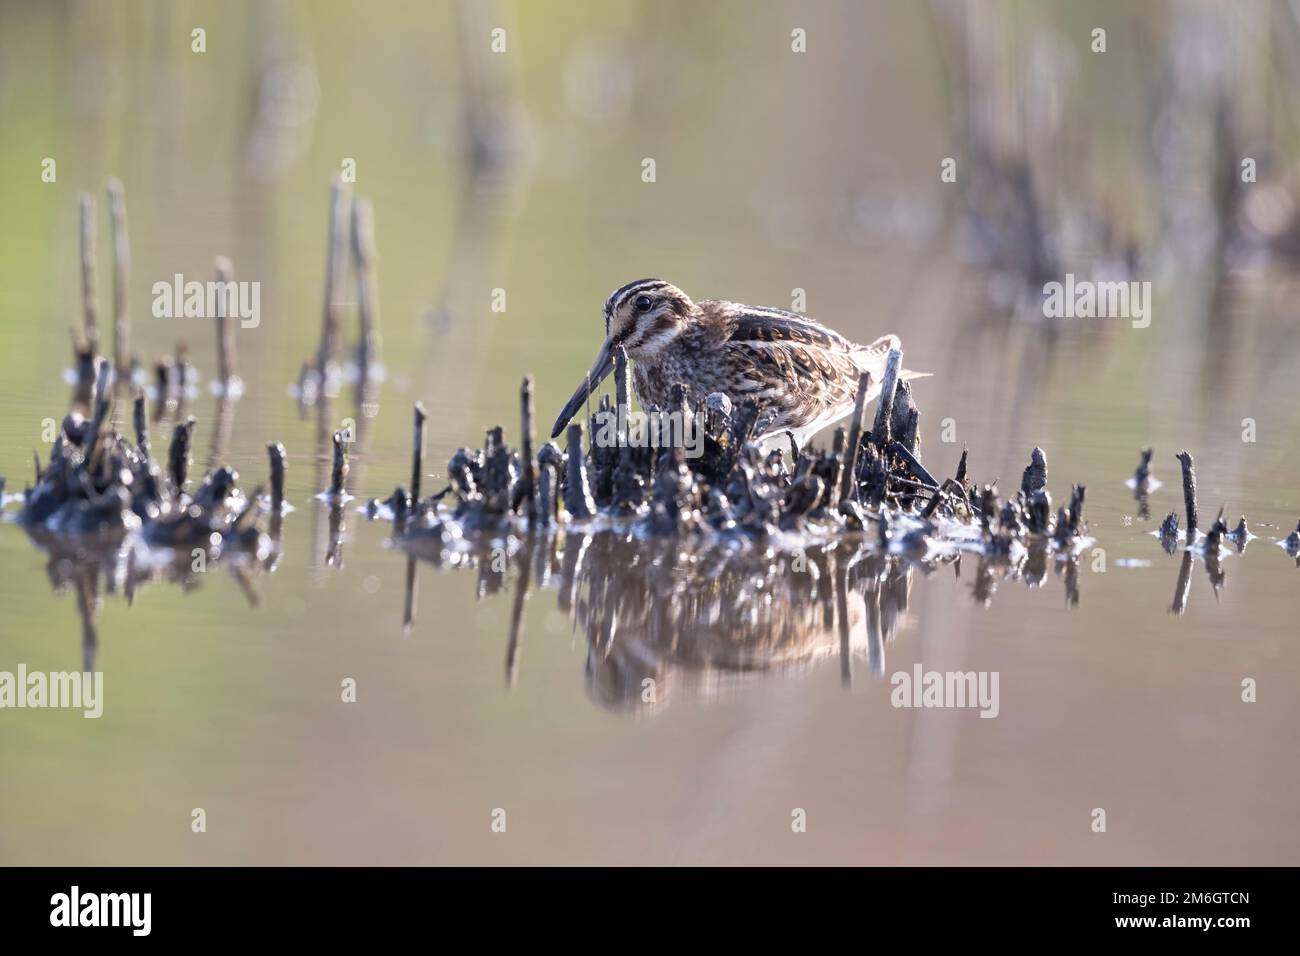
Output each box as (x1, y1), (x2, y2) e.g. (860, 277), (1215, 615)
(637, 298), (924, 443)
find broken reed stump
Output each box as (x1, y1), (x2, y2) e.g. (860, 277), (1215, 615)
(1203, 506), (1228, 553)
(517, 377), (537, 518)
(1175, 450), (1198, 538)
(268, 442), (287, 512)
(889, 379), (920, 455)
(330, 430), (349, 498)
(482, 426), (512, 514)
(84, 359), (114, 467)
(920, 478), (961, 519)
(1053, 485), (1087, 546)
(78, 192), (98, 346)
(564, 422), (596, 519)
(1021, 447), (1047, 495)
(1284, 521), (1300, 555)
(870, 348), (904, 448)
(537, 459), (557, 527)
(133, 389), (150, 461)
(890, 440), (937, 488)
(1230, 516), (1249, 543)
(213, 257), (240, 389)
(168, 416), (196, 490)
(317, 177), (351, 386)
(839, 371), (873, 504)
(106, 178), (131, 381)
(350, 196), (381, 386)
(16, 315), (286, 596)
(410, 402), (426, 504)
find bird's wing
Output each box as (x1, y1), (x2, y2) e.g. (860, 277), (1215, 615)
(712, 301), (859, 352)
(701, 302), (927, 436)
(702, 303), (861, 418)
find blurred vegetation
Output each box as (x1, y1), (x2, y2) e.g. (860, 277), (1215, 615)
(2, 0), (1299, 864)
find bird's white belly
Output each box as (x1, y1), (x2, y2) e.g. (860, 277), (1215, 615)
(758, 403), (856, 451)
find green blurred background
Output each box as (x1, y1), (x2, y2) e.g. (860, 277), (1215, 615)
(1, 0), (1298, 865)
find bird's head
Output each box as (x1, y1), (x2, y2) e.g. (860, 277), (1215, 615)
(603, 279), (697, 358)
(550, 279), (697, 438)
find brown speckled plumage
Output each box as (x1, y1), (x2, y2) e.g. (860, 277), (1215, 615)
(551, 280), (927, 445)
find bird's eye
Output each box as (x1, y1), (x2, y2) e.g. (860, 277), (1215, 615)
(634, 294), (654, 313)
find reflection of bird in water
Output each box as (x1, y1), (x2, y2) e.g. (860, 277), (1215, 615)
(565, 534), (915, 714)
(395, 527), (917, 713)
(551, 280), (928, 448)
(396, 519), (1109, 715)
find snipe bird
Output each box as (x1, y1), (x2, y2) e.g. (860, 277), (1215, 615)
(550, 279), (928, 447)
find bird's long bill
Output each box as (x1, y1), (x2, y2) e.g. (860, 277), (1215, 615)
(550, 338), (616, 439)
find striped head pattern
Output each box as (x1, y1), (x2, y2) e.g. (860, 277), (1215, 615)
(602, 278), (697, 359)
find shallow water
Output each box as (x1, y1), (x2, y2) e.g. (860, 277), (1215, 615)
(1, 0), (1298, 865)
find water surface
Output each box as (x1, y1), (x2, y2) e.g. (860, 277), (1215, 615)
(1, 0), (1297, 865)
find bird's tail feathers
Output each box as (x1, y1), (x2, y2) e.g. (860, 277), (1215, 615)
(850, 335), (930, 383)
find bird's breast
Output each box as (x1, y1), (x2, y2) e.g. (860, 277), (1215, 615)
(631, 353), (690, 410)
